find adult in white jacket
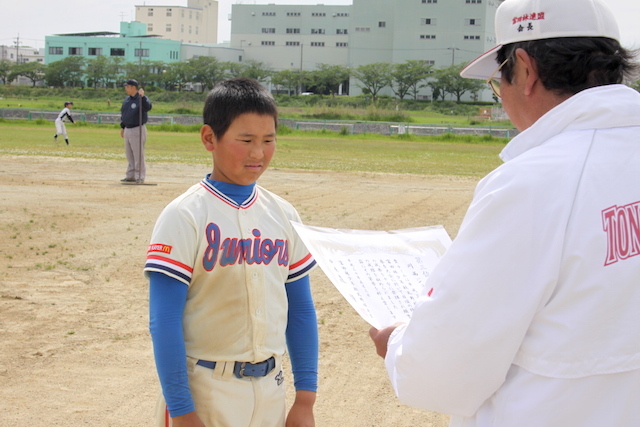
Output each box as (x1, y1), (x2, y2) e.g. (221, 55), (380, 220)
(369, 0), (640, 426)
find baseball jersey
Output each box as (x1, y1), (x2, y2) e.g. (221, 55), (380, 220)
(144, 178), (316, 364)
(56, 107), (74, 123)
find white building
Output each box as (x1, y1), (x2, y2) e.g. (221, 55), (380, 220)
(135, 0), (219, 45)
(230, 0), (503, 100)
(0, 44), (44, 64)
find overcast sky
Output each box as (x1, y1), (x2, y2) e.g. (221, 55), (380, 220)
(2, 0), (639, 50)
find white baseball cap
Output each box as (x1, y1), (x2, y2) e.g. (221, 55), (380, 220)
(460, 0), (620, 80)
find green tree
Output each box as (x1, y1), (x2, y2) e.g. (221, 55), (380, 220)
(9, 62), (46, 87)
(189, 56), (227, 92)
(0, 59), (13, 85)
(163, 61), (192, 91)
(271, 69), (305, 95)
(391, 60), (433, 100)
(122, 60), (155, 88)
(435, 63), (485, 103)
(106, 57), (126, 88)
(240, 60), (272, 83)
(44, 56), (85, 87)
(309, 64), (350, 96)
(224, 61), (244, 78)
(85, 55), (111, 88)
(352, 62), (393, 103)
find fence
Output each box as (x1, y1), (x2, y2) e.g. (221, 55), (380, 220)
(0, 108), (518, 139)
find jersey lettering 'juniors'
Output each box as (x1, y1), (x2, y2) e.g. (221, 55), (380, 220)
(144, 180), (316, 364)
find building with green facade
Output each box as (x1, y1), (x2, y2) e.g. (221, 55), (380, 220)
(44, 22), (182, 65)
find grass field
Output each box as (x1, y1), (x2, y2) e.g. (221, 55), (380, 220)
(0, 120), (506, 177)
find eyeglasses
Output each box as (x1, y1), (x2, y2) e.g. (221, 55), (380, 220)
(486, 58), (509, 99)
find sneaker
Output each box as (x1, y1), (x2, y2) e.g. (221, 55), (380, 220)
(120, 178), (136, 182)
(54, 135), (58, 142)
(136, 179), (145, 184)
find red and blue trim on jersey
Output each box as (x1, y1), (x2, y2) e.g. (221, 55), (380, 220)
(288, 253), (316, 282)
(145, 254), (193, 283)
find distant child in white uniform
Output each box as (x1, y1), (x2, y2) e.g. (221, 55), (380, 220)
(54, 101), (75, 145)
(145, 77), (319, 427)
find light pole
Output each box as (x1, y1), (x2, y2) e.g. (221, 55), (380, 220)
(447, 45), (460, 66)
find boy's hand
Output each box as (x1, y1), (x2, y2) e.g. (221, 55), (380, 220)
(171, 411), (206, 427)
(286, 390), (316, 427)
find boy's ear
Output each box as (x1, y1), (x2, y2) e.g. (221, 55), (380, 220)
(201, 125), (215, 152)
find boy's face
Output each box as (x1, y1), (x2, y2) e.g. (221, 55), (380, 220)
(201, 112), (276, 186)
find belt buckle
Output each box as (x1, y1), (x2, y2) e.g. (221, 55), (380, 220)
(233, 361), (247, 379)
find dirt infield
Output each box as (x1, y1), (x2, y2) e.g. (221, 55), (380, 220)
(0, 155), (478, 426)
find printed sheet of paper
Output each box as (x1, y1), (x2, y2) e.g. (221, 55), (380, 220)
(291, 223), (451, 329)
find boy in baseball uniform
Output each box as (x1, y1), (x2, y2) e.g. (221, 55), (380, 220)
(145, 78), (318, 427)
(54, 101), (74, 145)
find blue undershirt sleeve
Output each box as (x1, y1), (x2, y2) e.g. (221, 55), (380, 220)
(148, 271), (195, 417)
(285, 275), (319, 392)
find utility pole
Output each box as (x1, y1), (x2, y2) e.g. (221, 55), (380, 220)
(14, 34), (20, 63)
(299, 43), (303, 94)
(447, 45), (459, 66)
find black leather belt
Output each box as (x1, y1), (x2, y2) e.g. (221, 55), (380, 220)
(196, 357), (276, 379)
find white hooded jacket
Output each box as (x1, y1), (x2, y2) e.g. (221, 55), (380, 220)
(385, 84), (640, 427)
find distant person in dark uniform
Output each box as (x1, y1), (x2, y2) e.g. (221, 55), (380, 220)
(54, 101), (74, 145)
(120, 79), (152, 184)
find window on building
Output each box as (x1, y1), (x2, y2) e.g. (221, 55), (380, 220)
(420, 34), (436, 39)
(422, 0), (437, 3)
(196, 12), (199, 20)
(421, 18), (436, 25)
(110, 48), (125, 56)
(135, 48), (150, 57)
(336, 29), (348, 34)
(286, 41), (301, 46)
(262, 11), (276, 16)
(286, 28), (300, 34)
(336, 42), (348, 47)
(181, 24), (185, 33)
(311, 28), (325, 34)
(379, 21), (386, 28)
(189, 10), (192, 19)
(49, 47), (63, 55)
(465, 18), (481, 25)
(261, 41), (275, 46)
(195, 26), (199, 35)
(355, 27), (371, 32)
(167, 8), (172, 17)
(189, 25), (192, 34)
(310, 42), (325, 47)
(147, 24), (153, 32)
(466, 0), (482, 3)
(335, 12), (349, 17)
(68, 47), (83, 55)
(88, 48), (103, 56)
(262, 28), (276, 33)
(148, 8), (154, 16)
(311, 12), (326, 17)
(287, 12), (301, 16)
(181, 9), (185, 18)
(166, 24), (172, 32)
(464, 35), (481, 40)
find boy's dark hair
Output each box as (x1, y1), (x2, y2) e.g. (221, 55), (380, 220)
(203, 78), (278, 139)
(64, 101), (73, 107)
(497, 37), (638, 96)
